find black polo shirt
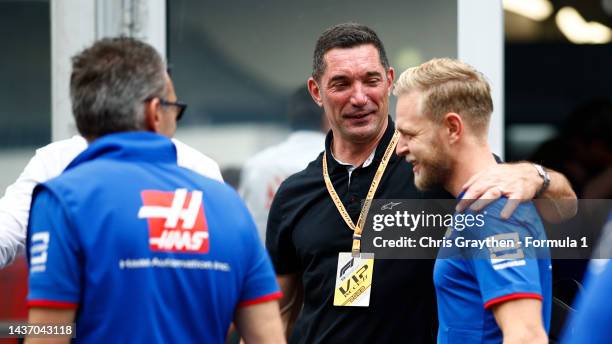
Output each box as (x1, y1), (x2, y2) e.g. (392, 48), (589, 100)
(267, 116), (451, 344)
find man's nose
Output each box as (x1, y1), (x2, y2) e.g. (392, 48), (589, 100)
(350, 83), (368, 107)
(395, 139), (409, 156)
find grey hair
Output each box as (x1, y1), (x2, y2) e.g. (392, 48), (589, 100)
(70, 36), (167, 139)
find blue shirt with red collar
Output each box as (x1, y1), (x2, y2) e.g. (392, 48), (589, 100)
(434, 197), (552, 343)
(27, 132), (280, 343)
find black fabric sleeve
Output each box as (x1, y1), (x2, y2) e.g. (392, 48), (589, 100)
(265, 183), (300, 275)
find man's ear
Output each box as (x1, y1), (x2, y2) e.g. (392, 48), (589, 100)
(143, 98), (161, 132)
(386, 67), (395, 95)
(444, 112), (463, 144)
(307, 77), (323, 107)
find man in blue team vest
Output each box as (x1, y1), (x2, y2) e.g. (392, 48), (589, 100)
(394, 58), (551, 343)
(25, 37), (284, 344)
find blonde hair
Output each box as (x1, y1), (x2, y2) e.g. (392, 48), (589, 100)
(393, 58), (493, 135)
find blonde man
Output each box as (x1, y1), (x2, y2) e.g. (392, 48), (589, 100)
(394, 58), (551, 344)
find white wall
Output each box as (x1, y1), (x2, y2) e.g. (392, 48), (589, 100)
(458, 0), (504, 158)
(51, 0), (167, 141)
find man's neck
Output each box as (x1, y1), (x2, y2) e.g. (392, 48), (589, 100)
(446, 139), (497, 198)
(331, 120), (388, 167)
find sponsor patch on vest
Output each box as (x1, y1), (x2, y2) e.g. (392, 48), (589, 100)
(139, 189), (209, 253)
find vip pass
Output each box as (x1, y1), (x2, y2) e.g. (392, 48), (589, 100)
(333, 253), (374, 307)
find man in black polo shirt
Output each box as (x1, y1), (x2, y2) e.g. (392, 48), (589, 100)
(266, 23), (577, 343)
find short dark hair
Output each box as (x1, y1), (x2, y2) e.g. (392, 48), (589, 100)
(70, 37), (166, 139)
(287, 86), (323, 131)
(312, 22), (390, 81)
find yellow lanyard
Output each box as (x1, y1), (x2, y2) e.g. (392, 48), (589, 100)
(322, 130), (400, 257)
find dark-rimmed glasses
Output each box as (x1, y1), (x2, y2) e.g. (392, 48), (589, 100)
(158, 98), (187, 121)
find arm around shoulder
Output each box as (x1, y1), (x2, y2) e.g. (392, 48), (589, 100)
(534, 166), (577, 223)
(457, 162), (577, 223)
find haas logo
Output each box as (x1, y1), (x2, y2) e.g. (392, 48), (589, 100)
(138, 189), (209, 253)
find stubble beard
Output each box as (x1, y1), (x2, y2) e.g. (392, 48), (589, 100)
(414, 145), (452, 191)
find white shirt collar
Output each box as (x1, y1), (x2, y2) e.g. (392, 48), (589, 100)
(330, 148), (376, 184)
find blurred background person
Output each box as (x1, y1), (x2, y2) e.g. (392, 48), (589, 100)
(239, 86), (328, 242)
(531, 98), (612, 199)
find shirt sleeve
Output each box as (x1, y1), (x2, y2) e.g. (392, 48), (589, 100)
(265, 184), (300, 275)
(461, 202), (545, 309)
(27, 186), (81, 308)
(0, 137), (87, 269)
(172, 138), (224, 182)
(0, 148), (51, 268)
(237, 203), (282, 307)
